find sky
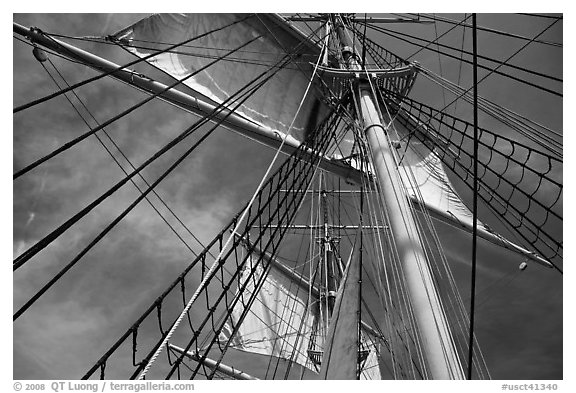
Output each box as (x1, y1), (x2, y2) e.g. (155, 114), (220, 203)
(11, 11), (564, 382)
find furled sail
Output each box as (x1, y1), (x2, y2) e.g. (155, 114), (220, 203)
(112, 13), (327, 143)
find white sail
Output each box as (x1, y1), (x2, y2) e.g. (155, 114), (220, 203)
(361, 343), (382, 380)
(384, 117), (550, 266)
(229, 255), (317, 372)
(113, 14), (328, 143)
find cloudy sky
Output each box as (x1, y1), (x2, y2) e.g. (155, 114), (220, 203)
(12, 12), (563, 381)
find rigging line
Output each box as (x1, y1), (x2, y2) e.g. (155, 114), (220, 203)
(13, 33), (262, 181)
(361, 13), (368, 68)
(360, 23), (562, 97)
(138, 46), (326, 380)
(413, 13), (562, 48)
(292, 13), (327, 52)
(417, 70), (563, 156)
(433, 14), (448, 109)
(43, 56), (204, 258)
(13, 71), (276, 322)
(357, 175), (364, 380)
(472, 273), (522, 312)
(13, 15), (255, 113)
(467, 14), (479, 379)
(517, 13), (563, 20)
(453, 13), (467, 118)
(13, 35), (265, 271)
(363, 22), (562, 84)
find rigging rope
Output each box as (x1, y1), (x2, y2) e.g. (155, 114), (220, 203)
(467, 14), (480, 379)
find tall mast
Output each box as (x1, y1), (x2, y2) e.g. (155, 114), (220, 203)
(332, 14), (465, 379)
(320, 187), (338, 315)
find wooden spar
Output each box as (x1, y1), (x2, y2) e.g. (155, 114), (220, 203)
(285, 16), (434, 24)
(12, 22), (549, 268)
(167, 344), (258, 380)
(12, 22), (364, 186)
(253, 224), (388, 230)
(332, 15), (465, 379)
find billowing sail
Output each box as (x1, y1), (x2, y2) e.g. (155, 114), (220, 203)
(228, 254), (382, 379)
(361, 343), (383, 380)
(113, 14), (327, 143)
(398, 139), (474, 225)
(391, 118), (551, 266)
(229, 254), (317, 371)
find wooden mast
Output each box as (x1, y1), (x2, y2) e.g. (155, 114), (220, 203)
(330, 14), (465, 379)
